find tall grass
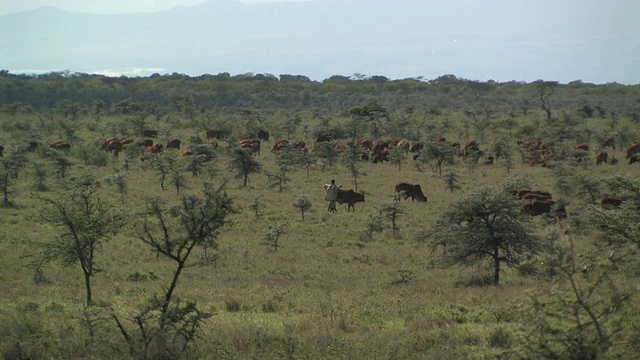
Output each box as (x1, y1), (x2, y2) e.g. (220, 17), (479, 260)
(0, 112), (639, 359)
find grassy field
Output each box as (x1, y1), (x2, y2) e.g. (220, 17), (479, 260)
(1, 113), (639, 359)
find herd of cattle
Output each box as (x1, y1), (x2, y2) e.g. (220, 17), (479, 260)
(2, 128), (638, 218)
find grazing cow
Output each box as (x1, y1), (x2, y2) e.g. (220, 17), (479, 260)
(575, 143), (589, 151)
(625, 142), (640, 159)
(272, 139), (290, 152)
(596, 151), (608, 165)
(601, 195), (624, 209)
(515, 189), (552, 201)
(105, 138), (123, 155)
(336, 189), (365, 211)
(141, 129), (158, 138)
(136, 139), (154, 148)
(522, 200), (565, 218)
(206, 129), (226, 140)
(611, 157), (619, 165)
(316, 133), (332, 143)
(0, 144), (3, 157)
(356, 138), (373, 150)
(409, 141), (424, 153)
(629, 155), (639, 165)
(238, 138), (260, 156)
(395, 182), (428, 202)
(182, 147), (193, 156)
(257, 129), (270, 142)
(145, 144), (163, 154)
(166, 138), (181, 149)
(396, 140), (411, 153)
(49, 141), (71, 150)
(601, 136), (615, 150)
(373, 148), (389, 164)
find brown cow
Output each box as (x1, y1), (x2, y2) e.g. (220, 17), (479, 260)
(596, 151), (608, 165)
(166, 138), (181, 149)
(373, 148), (389, 164)
(238, 138), (260, 156)
(336, 189), (365, 211)
(49, 141), (71, 150)
(141, 129), (158, 138)
(206, 129), (226, 140)
(395, 182), (428, 202)
(601, 136), (615, 150)
(625, 142), (640, 159)
(105, 138), (123, 155)
(601, 195), (624, 209)
(523, 200), (558, 216)
(0, 144), (3, 157)
(356, 138), (373, 150)
(272, 139), (290, 152)
(575, 143), (589, 151)
(629, 155), (640, 165)
(515, 189), (552, 201)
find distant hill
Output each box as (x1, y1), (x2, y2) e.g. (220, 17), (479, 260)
(1, 0), (638, 83)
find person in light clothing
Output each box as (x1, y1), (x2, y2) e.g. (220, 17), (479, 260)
(323, 179), (340, 212)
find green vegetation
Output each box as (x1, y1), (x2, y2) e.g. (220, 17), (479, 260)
(1, 71), (640, 359)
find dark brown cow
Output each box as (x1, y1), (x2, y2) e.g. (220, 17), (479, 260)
(629, 155), (640, 165)
(601, 136), (615, 150)
(336, 189), (365, 211)
(575, 143), (589, 151)
(373, 148), (389, 164)
(105, 138), (123, 155)
(409, 141), (424, 153)
(611, 157), (619, 165)
(395, 182), (428, 202)
(515, 189), (552, 201)
(523, 200), (557, 216)
(316, 133), (332, 143)
(137, 139), (154, 147)
(356, 138), (373, 150)
(257, 129), (270, 142)
(601, 195), (624, 209)
(206, 129), (226, 140)
(145, 144), (163, 154)
(49, 141), (71, 150)
(0, 144), (4, 157)
(141, 129), (158, 138)
(626, 142), (640, 159)
(166, 138), (181, 149)
(596, 151), (608, 165)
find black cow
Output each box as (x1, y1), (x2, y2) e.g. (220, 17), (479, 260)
(258, 129), (270, 142)
(395, 182), (428, 202)
(336, 189), (365, 211)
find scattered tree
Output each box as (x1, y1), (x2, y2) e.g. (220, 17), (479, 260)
(292, 195), (312, 220)
(227, 148), (262, 187)
(430, 184), (540, 285)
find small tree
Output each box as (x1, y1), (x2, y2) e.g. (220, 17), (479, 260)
(262, 222), (286, 252)
(35, 175), (124, 306)
(364, 212), (385, 241)
(442, 171), (461, 192)
(0, 162), (14, 206)
(342, 142), (365, 191)
(248, 195), (262, 217)
(265, 166), (291, 192)
(430, 184), (540, 285)
(376, 195), (404, 238)
(170, 164), (188, 194)
(416, 141), (456, 177)
(314, 141), (340, 170)
(227, 148), (262, 187)
(31, 161), (49, 192)
(388, 146), (405, 171)
(293, 195), (312, 220)
(104, 170), (128, 195)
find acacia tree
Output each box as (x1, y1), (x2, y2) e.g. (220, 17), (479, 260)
(114, 183), (235, 358)
(227, 148), (261, 187)
(342, 141), (365, 191)
(36, 175), (124, 306)
(416, 141), (456, 177)
(430, 184), (540, 285)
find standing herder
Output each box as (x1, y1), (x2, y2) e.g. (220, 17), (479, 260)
(323, 179), (340, 212)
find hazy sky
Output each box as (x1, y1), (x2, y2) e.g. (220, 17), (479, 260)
(0, 0), (305, 15)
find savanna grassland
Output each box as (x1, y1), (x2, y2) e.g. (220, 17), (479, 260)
(1, 72), (640, 359)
